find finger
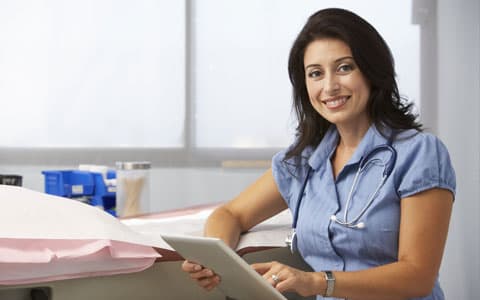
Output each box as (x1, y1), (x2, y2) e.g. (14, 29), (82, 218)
(197, 274), (220, 289)
(275, 278), (292, 293)
(197, 277), (212, 288)
(275, 271), (307, 295)
(251, 262), (273, 275)
(204, 275), (221, 291)
(277, 277), (304, 295)
(182, 260), (203, 272)
(266, 272), (283, 287)
(190, 268), (215, 280)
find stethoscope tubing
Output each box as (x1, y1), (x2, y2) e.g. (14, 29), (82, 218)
(287, 143), (397, 251)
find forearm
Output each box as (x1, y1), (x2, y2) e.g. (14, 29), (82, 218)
(204, 206), (243, 249)
(316, 261), (435, 300)
(203, 169), (287, 249)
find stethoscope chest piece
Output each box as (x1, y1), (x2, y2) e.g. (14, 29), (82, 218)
(285, 230), (298, 253)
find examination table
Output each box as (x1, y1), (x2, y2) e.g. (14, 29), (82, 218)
(0, 186), (313, 300)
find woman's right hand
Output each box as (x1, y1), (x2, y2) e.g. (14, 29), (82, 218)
(181, 260), (221, 291)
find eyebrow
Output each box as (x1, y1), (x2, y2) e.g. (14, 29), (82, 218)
(304, 56), (354, 70)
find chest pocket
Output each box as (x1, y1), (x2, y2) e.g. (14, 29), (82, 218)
(355, 187), (400, 265)
(333, 175), (401, 266)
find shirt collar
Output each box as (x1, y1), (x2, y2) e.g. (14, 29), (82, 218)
(308, 124), (391, 170)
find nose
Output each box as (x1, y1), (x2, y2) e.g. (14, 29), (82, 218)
(323, 73), (340, 95)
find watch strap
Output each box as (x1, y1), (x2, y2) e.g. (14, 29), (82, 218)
(323, 270), (335, 297)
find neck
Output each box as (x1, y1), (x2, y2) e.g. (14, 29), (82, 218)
(336, 121), (371, 152)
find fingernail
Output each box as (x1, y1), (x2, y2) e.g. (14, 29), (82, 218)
(194, 265), (202, 271)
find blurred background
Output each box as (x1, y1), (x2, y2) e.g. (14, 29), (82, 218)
(0, 0), (478, 298)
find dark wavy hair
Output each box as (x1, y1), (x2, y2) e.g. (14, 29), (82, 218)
(285, 8), (422, 161)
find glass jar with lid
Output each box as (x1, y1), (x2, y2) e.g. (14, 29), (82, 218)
(115, 161), (151, 217)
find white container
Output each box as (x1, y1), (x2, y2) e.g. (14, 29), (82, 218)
(115, 161), (151, 217)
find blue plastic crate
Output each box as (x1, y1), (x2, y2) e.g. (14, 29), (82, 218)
(91, 171), (116, 196)
(90, 170), (116, 215)
(42, 170), (94, 197)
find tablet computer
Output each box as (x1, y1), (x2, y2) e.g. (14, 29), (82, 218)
(162, 235), (287, 300)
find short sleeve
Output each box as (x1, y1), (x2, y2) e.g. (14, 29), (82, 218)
(272, 148), (310, 207)
(396, 133), (456, 199)
(272, 149), (294, 206)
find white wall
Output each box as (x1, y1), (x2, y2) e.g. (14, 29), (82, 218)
(437, 0), (480, 298)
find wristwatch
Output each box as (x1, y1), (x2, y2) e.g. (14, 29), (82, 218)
(323, 270), (335, 297)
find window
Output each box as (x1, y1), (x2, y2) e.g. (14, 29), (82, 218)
(0, 0), (422, 165)
(192, 0), (420, 149)
(0, 0), (185, 148)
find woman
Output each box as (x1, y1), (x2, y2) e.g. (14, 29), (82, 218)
(183, 8), (455, 300)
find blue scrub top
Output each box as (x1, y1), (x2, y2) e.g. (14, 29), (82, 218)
(272, 125), (456, 300)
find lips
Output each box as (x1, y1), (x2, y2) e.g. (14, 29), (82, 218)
(321, 96), (349, 109)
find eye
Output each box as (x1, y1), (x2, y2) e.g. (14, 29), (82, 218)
(338, 64), (354, 73)
(307, 70), (323, 78)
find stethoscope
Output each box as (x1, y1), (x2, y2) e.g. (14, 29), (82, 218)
(285, 142), (397, 253)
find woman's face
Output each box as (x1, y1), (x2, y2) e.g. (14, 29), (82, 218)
(304, 38), (371, 130)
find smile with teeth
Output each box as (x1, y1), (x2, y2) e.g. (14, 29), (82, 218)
(322, 96), (349, 109)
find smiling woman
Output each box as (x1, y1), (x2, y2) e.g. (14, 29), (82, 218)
(303, 39), (371, 133)
(182, 7), (455, 300)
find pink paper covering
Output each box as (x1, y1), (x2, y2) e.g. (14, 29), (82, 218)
(0, 185), (162, 285)
(0, 238), (159, 285)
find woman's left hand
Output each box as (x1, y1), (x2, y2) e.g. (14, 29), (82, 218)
(251, 261), (320, 296)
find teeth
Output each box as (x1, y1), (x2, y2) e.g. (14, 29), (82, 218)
(324, 97), (347, 108)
